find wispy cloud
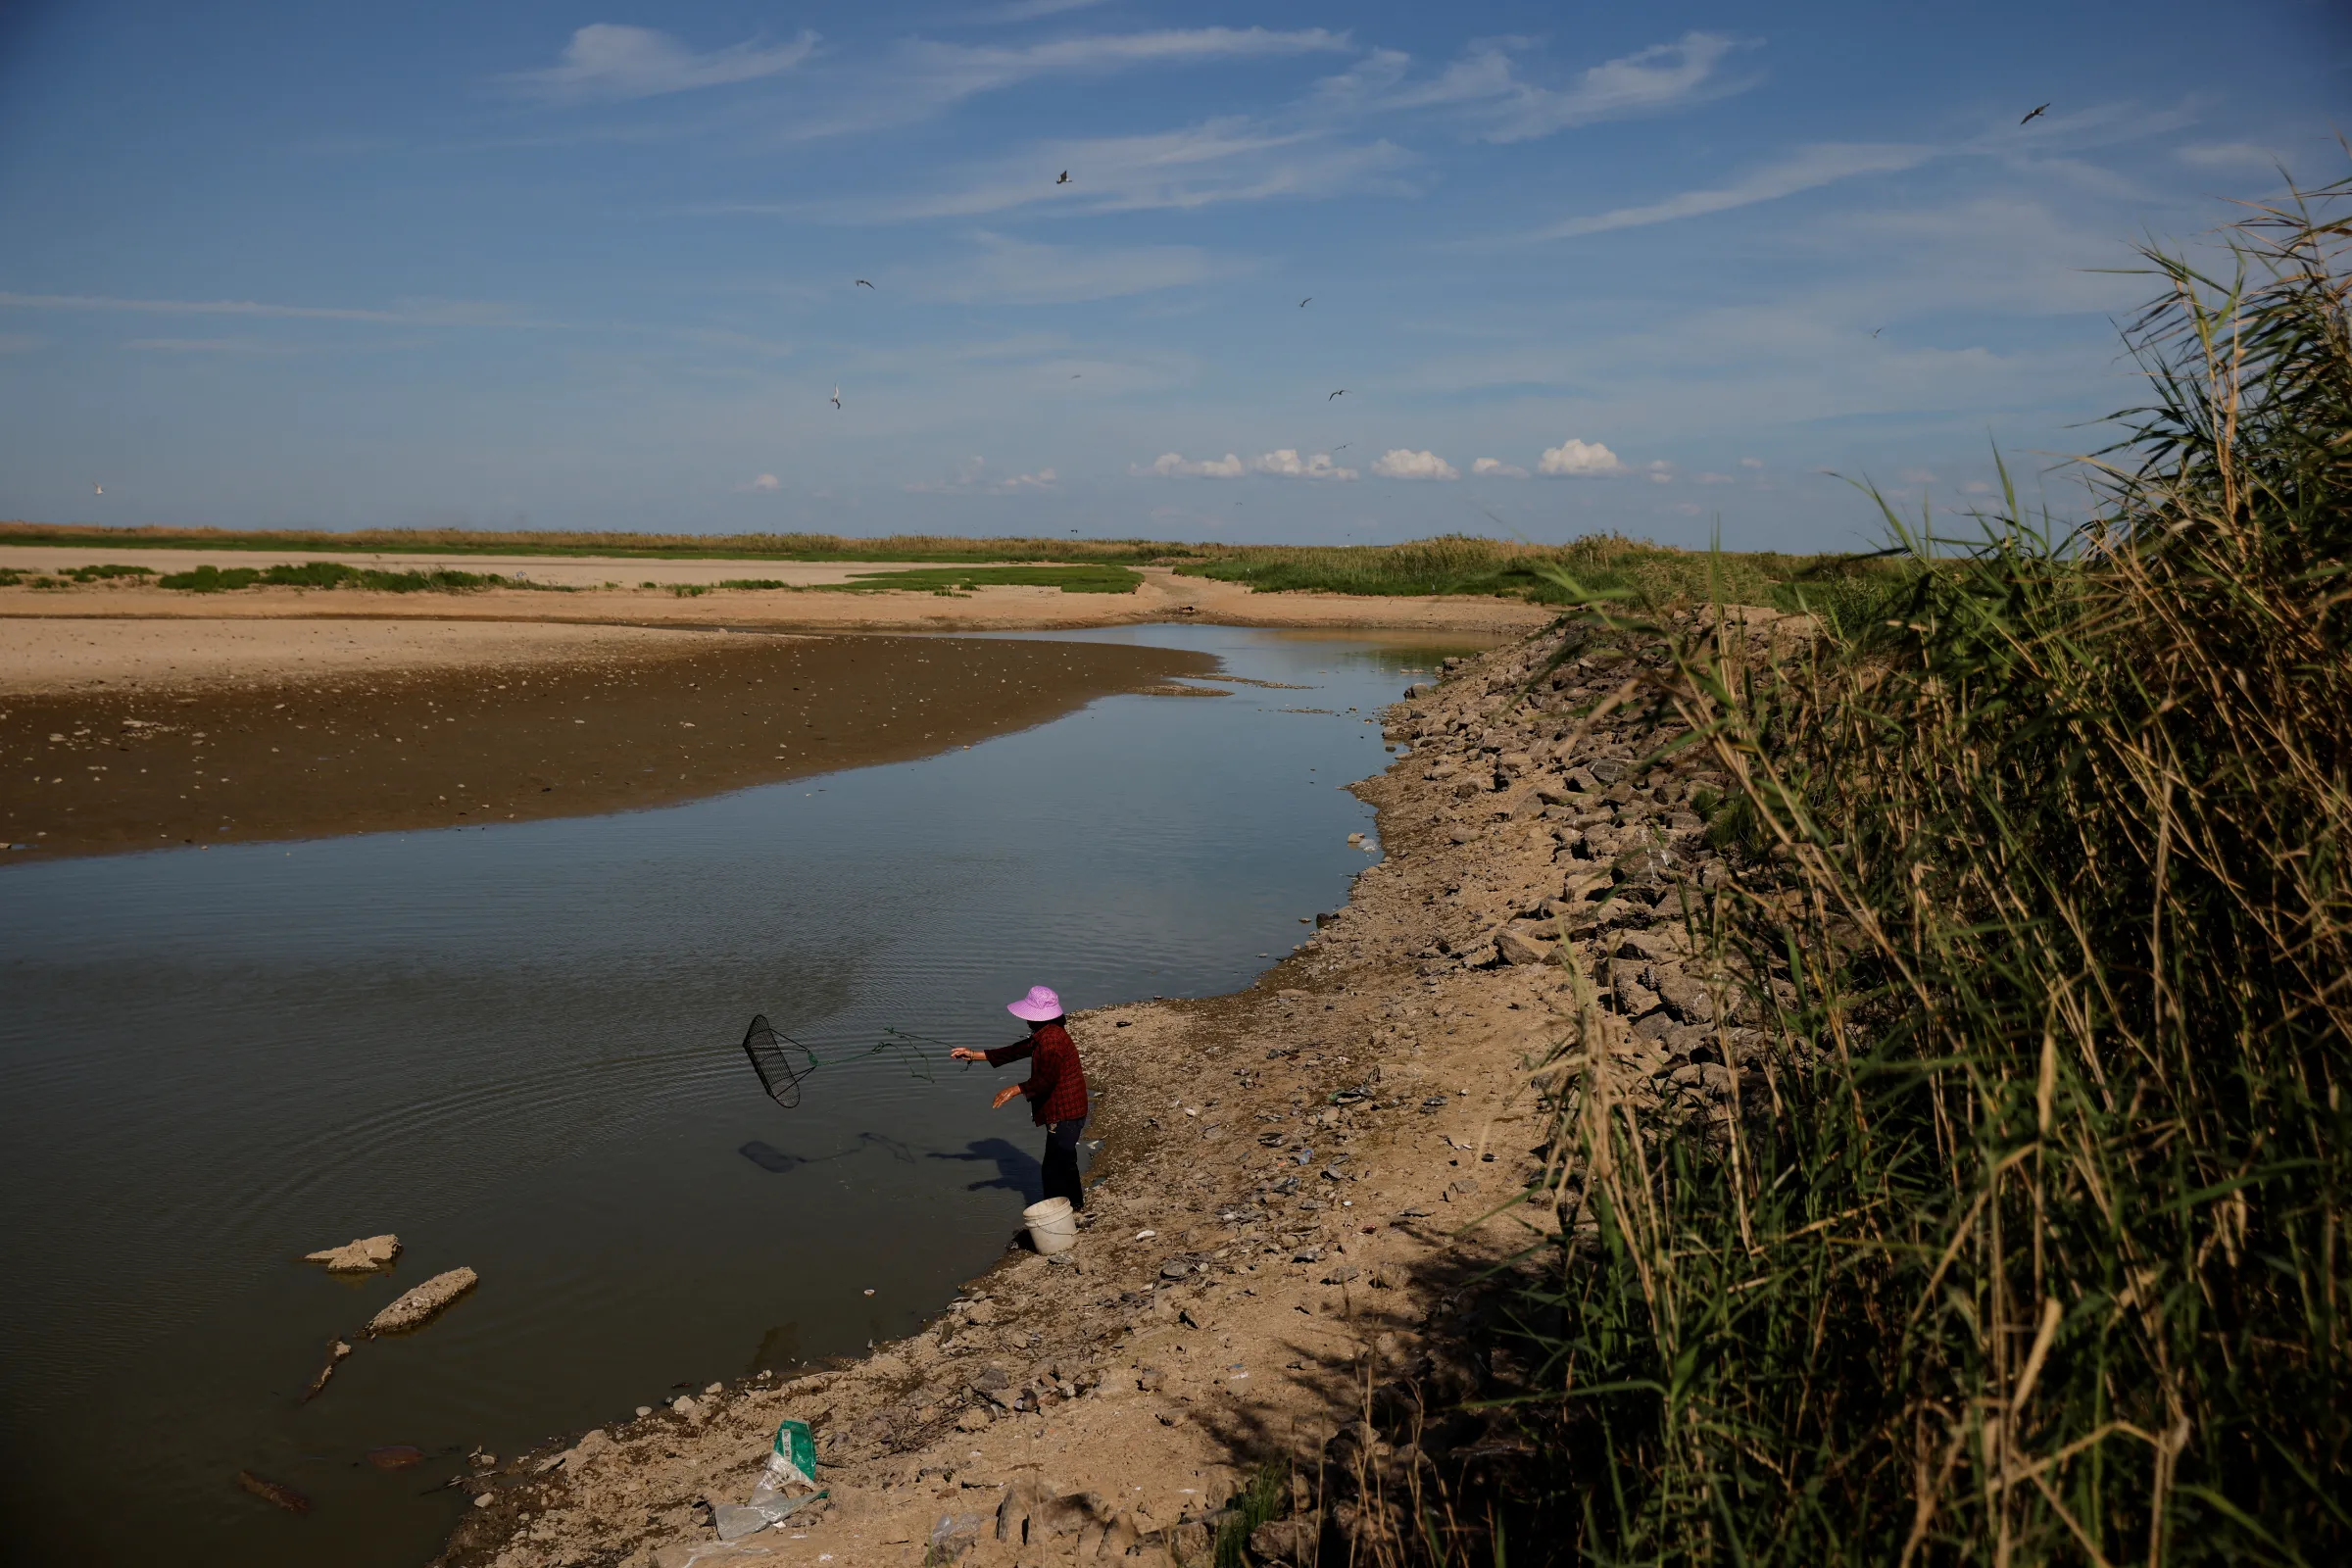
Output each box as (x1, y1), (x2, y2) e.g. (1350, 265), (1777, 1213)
(1329, 31), (1753, 143)
(122, 336), (301, 354)
(896, 232), (1231, 305)
(503, 24), (818, 105)
(0, 290), (528, 325)
(1472, 457), (1528, 478)
(808, 118), (1412, 222)
(2176, 141), (2283, 171)
(1531, 142), (1932, 239)
(989, 0), (1115, 21)
(795, 27), (1351, 138)
(738, 472), (782, 492)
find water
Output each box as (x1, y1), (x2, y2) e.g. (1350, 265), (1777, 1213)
(0, 623), (1483, 1567)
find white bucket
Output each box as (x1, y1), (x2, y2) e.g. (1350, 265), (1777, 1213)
(1022, 1197), (1078, 1255)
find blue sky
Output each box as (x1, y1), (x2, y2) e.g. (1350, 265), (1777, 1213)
(0, 2), (2344, 550)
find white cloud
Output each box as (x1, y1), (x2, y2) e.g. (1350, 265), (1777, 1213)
(2176, 141), (2281, 171)
(899, 232), (1226, 305)
(505, 24), (817, 104)
(1472, 458), (1529, 478)
(999, 467), (1057, 490)
(122, 336), (295, 354)
(1646, 461), (1674, 484)
(1134, 452), (1247, 478)
(1371, 448), (1458, 480)
(1250, 449), (1357, 480)
(1388, 32), (1751, 143)
(1962, 480), (1995, 495)
(1899, 467), (1937, 484)
(1739, 457), (1765, 468)
(1538, 438), (1625, 476)
(1532, 142), (1933, 240)
(1692, 471), (1736, 485)
(740, 472), (782, 492)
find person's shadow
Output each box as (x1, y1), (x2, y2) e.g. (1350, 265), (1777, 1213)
(928, 1137), (1042, 1203)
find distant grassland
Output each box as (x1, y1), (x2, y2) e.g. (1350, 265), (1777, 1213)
(1169, 534), (1900, 621)
(0, 519), (1895, 615)
(0, 521), (1186, 565)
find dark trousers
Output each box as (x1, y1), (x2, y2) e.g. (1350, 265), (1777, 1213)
(1042, 1117), (1087, 1211)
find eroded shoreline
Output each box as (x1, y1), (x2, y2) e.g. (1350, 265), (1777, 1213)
(433, 611), (1798, 1568)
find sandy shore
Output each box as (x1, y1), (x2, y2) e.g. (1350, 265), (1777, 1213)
(432, 615), (1782, 1568)
(0, 560), (1556, 638)
(0, 631), (1214, 861)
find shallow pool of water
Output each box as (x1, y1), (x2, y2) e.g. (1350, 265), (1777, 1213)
(0, 624), (1490, 1567)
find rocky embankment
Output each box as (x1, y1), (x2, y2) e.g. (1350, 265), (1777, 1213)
(443, 610), (1805, 1568)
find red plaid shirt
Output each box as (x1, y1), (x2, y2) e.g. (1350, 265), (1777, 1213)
(986, 1022), (1089, 1125)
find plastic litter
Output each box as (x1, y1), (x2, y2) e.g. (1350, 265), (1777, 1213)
(712, 1419), (826, 1541)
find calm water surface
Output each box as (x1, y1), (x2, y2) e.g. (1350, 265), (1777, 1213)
(0, 624), (1482, 1568)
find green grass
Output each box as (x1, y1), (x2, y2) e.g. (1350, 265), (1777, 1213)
(1173, 534), (1902, 612)
(63, 563), (156, 580)
(817, 564), (1145, 594)
(155, 562), (568, 593)
(1418, 172), (2352, 1568)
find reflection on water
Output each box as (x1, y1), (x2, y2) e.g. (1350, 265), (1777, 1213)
(0, 623), (1492, 1568)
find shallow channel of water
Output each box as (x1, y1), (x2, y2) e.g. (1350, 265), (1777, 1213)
(0, 624), (1488, 1568)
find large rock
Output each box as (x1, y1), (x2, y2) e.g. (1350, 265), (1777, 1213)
(1494, 927), (1555, 966)
(303, 1234), (401, 1273)
(365, 1266), (478, 1337)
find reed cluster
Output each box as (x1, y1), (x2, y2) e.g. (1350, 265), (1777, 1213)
(1383, 179), (2352, 1565)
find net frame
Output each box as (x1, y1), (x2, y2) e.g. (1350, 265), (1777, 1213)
(740, 1013), (818, 1108)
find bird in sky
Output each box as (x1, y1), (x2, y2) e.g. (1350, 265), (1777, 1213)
(1872, 326), (1885, 337)
(92, 482), (103, 495)
(1328, 389), (1347, 400)
(1056, 171), (1070, 185)
(855, 278), (873, 289)
(829, 385), (841, 410)
(1298, 297), (1311, 308)
(2021, 103), (2049, 124)
(1333, 443), (1349, 452)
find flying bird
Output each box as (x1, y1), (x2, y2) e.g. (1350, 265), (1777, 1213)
(829, 385), (842, 410)
(1298, 297), (1311, 308)
(855, 278), (874, 289)
(92, 482), (103, 495)
(1871, 326), (1884, 337)
(1328, 389), (1346, 400)
(2021, 103), (2049, 124)
(1333, 443), (1349, 452)
(1056, 171), (1070, 185)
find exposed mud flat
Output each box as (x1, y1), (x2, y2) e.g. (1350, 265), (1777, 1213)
(0, 632), (1212, 861)
(440, 611), (1809, 1568)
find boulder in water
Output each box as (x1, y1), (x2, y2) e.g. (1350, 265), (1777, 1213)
(303, 1235), (401, 1273)
(365, 1267), (478, 1337)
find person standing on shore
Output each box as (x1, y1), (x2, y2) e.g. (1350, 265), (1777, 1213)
(951, 986), (1090, 1211)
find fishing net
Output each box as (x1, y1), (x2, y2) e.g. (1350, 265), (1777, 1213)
(741, 1014), (819, 1108)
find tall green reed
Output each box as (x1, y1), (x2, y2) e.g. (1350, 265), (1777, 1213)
(1436, 175), (2352, 1566)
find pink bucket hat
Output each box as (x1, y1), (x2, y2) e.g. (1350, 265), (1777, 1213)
(1006, 985), (1063, 1022)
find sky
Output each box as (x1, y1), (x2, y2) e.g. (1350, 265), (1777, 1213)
(0, 1), (2345, 551)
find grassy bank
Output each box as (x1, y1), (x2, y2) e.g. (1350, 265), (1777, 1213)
(156, 562), (572, 593)
(1171, 534), (1898, 619)
(0, 523), (1193, 565)
(1401, 179), (2350, 1565)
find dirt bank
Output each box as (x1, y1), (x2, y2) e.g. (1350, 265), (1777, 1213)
(437, 610), (1807, 1568)
(0, 562), (1555, 636)
(0, 632), (1213, 862)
